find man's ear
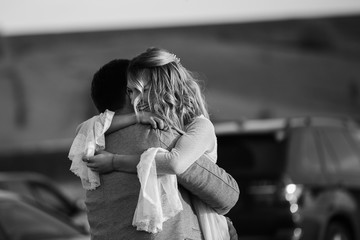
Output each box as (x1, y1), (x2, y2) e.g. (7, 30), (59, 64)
(124, 96), (134, 112)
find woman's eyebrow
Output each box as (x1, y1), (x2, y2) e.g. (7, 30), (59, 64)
(143, 85), (150, 91)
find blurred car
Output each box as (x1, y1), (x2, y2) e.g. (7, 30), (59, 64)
(0, 172), (88, 232)
(215, 117), (360, 240)
(0, 190), (89, 240)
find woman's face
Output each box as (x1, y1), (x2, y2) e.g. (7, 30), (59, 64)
(126, 84), (150, 111)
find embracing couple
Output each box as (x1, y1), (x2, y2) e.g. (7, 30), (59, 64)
(69, 47), (239, 240)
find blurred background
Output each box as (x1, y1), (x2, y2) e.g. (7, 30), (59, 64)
(1, 0), (360, 238)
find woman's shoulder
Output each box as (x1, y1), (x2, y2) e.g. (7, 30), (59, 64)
(193, 115), (212, 124)
(186, 115), (215, 133)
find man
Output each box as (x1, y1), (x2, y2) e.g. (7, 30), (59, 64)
(85, 59), (239, 239)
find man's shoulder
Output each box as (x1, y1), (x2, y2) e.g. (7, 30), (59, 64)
(108, 124), (154, 138)
(105, 124), (162, 153)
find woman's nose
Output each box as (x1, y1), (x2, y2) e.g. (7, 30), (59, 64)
(130, 92), (140, 105)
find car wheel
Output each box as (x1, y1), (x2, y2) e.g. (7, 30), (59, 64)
(324, 221), (352, 240)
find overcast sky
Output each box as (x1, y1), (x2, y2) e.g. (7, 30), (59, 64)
(1, 0), (360, 36)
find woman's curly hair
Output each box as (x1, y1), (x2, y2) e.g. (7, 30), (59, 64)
(127, 47), (209, 133)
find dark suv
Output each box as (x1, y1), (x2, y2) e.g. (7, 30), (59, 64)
(215, 117), (360, 240)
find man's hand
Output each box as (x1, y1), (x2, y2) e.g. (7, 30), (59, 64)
(137, 111), (166, 130)
(83, 150), (114, 174)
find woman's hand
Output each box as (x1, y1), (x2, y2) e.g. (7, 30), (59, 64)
(83, 150), (114, 173)
(137, 111), (166, 130)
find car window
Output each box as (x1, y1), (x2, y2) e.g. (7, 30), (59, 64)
(349, 130), (360, 150)
(30, 183), (72, 215)
(287, 128), (325, 183)
(0, 198), (81, 240)
(0, 182), (35, 201)
(217, 131), (287, 179)
(317, 135), (338, 174)
(321, 128), (360, 174)
(297, 128), (322, 172)
(0, 224), (8, 240)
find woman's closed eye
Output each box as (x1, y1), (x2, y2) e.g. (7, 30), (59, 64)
(126, 87), (133, 96)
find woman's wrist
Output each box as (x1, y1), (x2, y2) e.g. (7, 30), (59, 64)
(112, 154), (139, 173)
(111, 154), (115, 171)
(112, 154), (120, 170)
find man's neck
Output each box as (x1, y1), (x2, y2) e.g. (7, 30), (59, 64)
(114, 106), (134, 115)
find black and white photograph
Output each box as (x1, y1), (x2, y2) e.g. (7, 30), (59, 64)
(1, 1), (360, 240)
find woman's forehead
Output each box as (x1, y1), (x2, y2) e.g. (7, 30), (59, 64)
(127, 80), (150, 90)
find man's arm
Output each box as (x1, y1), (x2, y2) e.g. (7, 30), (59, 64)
(177, 155), (239, 215)
(85, 151), (240, 215)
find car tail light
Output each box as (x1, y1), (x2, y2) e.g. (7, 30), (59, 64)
(284, 183), (303, 213)
(292, 227), (302, 240)
(282, 180), (303, 240)
(247, 180), (304, 212)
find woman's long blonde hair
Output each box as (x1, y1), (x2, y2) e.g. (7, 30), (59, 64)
(127, 47), (209, 133)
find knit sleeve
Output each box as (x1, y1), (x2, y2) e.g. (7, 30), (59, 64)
(159, 116), (217, 174)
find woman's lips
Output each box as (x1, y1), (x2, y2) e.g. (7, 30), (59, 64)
(137, 104), (150, 111)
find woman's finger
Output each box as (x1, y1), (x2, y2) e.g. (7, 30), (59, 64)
(95, 150), (106, 155)
(153, 117), (164, 129)
(88, 165), (98, 171)
(150, 118), (157, 129)
(159, 120), (165, 130)
(87, 162), (97, 168)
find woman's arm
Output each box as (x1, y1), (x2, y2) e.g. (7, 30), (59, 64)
(85, 150), (176, 174)
(85, 150), (139, 174)
(106, 112), (166, 134)
(85, 117), (216, 175)
(156, 117), (216, 175)
(106, 113), (137, 134)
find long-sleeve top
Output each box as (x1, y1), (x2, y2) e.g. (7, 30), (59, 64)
(162, 116), (218, 173)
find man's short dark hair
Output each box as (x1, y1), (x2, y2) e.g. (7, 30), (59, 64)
(91, 59), (130, 113)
